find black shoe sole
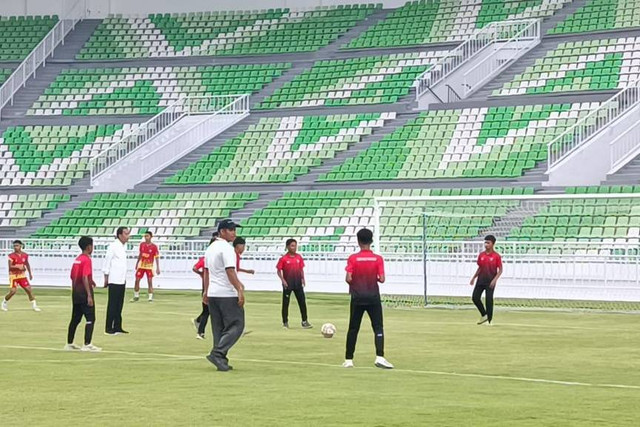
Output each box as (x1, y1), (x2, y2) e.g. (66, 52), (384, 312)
(375, 363), (394, 369)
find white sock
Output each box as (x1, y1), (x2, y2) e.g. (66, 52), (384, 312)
(148, 293), (153, 301)
(134, 292), (139, 298)
(31, 300), (37, 307)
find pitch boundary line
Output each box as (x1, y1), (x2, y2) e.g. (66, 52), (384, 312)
(3, 345), (639, 391)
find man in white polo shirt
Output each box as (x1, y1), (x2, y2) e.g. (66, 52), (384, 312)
(103, 226), (130, 335)
(203, 219), (246, 372)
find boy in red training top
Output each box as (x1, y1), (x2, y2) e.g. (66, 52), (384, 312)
(276, 239), (312, 329)
(132, 231), (160, 302)
(470, 235), (503, 326)
(192, 233), (217, 339)
(3, 240), (40, 312)
(343, 229), (393, 369)
(65, 236), (101, 352)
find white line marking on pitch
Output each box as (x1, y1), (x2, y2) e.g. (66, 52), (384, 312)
(3, 345), (639, 390)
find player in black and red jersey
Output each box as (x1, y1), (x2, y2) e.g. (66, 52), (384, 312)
(342, 229), (393, 369)
(276, 239), (312, 329)
(470, 235), (503, 326)
(65, 236), (101, 352)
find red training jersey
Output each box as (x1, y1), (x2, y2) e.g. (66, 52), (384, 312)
(345, 250), (384, 301)
(476, 251), (502, 284)
(193, 257), (205, 272)
(276, 253), (305, 289)
(138, 243), (159, 270)
(70, 254), (93, 303)
(8, 252), (28, 279)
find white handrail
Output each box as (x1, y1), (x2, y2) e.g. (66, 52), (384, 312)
(89, 94), (249, 185)
(462, 19), (540, 96)
(0, 0), (86, 119)
(415, 19), (538, 100)
(547, 78), (640, 170)
(609, 116), (640, 174)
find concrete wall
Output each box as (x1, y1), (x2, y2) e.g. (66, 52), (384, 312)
(2, 0), (408, 18)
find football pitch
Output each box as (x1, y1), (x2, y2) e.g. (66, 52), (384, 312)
(1, 289), (639, 426)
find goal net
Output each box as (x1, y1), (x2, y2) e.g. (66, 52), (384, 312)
(373, 192), (640, 311)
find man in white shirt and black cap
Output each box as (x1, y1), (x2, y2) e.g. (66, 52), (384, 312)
(103, 226), (130, 335)
(203, 219), (246, 371)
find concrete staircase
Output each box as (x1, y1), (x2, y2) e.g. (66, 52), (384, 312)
(603, 154), (640, 186)
(480, 199), (551, 239)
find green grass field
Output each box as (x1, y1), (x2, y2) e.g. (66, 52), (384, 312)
(1, 289), (639, 426)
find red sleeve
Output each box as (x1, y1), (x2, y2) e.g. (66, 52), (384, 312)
(82, 257), (93, 277)
(24, 254), (29, 263)
(377, 256), (385, 277)
(194, 258), (204, 271)
(276, 256), (284, 271)
(496, 254), (503, 269)
(345, 255), (354, 273)
(154, 245), (160, 258)
(477, 253), (482, 265)
(298, 255), (305, 269)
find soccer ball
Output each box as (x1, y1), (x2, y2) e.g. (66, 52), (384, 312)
(321, 323), (336, 338)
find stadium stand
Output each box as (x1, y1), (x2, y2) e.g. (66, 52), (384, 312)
(549, 0), (640, 35)
(31, 192), (259, 240)
(509, 186), (640, 243)
(77, 5), (381, 59)
(0, 194), (70, 228)
(239, 187), (533, 249)
(494, 37), (640, 96)
(320, 103), (595, 181)
(257, 52), (446, 109)
(0, 124), (141, 186)
(0, 68), (13, 84)
(28, 63), (291, 116)
(166, 113), (394, 184)
(0, 15), (57, 60)
(346, 0), (572, 49)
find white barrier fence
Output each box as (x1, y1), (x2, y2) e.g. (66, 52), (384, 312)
(1, 238), (639, 304)
(0, 0), (85, 119)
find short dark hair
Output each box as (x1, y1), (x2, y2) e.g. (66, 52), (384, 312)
(357, 228), (373, 245)
(233, 237), (246, 247)
(484, 235), (497, 244)
(12, 240), (23, 246)
(144, 230), (153, 237)
(116, 226), (129, 238)
(78, 236), (93, 251)
(285, 238), (297, 247)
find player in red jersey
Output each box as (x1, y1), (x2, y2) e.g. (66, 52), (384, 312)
(192, 233), (218, 339)
(470, 235), (503, 326)
(233, 237), (255, 275)
(2, 240), (40, 312)
(342, 229), (393, 369)
(276, 238), (312, 329)
(132, 231), (160, 302)
(65, 236), (101, 352)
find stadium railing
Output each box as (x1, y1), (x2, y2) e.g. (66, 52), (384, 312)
(0, 0), (85, 119)
(88, 93), (249, 187)
(415, 19), (540, 101)
(547, 78), (640, 169)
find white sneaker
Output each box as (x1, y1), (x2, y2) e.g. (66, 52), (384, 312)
(477, 315), (488, 325)
(81, 344), (102, 352)
(64, 343), (81, 351)
(1, 300), (7, 311)
(196, 334), (205, 340)
(33, 306), (41, 312)
(485, 321), (492, 327)
(342, 359), (354, 368)
(375, 356), (394, 369)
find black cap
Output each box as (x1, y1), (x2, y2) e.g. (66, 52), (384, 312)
(217, 219), (241, 232)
